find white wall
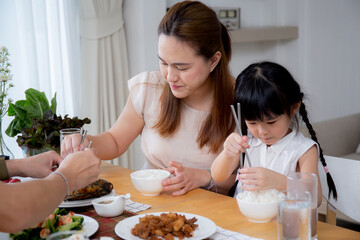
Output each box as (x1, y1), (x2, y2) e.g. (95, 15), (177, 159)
(124, 0), (360, 169)
(126, 0), (360, 123)
(277, 0), (360, 122)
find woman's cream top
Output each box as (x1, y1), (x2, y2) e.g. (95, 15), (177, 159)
(128, 71), (220, 169)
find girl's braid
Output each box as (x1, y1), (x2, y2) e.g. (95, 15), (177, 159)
(299, 102), (337, 200)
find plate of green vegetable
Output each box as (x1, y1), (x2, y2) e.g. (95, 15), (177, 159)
(1, 208), (98, 240)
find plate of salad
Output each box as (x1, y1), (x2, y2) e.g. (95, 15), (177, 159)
(6, 208), (98, 240)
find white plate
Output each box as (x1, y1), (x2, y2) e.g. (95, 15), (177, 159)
(77, 214), (99, 237)
(0, 214), (98, 239)
(115, 212), (217, 240)
(59, 190), (116, 208)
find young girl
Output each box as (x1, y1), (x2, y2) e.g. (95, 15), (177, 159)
(211, 61), (337, 205)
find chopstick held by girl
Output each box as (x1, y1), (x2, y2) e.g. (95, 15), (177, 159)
(211, 61), (337, 205)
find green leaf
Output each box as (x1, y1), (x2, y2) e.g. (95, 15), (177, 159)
(24, 104), (44, 121)
(9, 102), (27, 121)
(6, 88), (54, 138)
(25, 88), (50, 116)
(7, 102), (15, 116)
(5, 119), (19, 137)
(50, 92), (57, 114)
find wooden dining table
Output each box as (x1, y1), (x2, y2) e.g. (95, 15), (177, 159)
(99, 162), (360, 240)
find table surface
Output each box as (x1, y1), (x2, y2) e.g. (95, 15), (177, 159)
(99, 162), (360, 240)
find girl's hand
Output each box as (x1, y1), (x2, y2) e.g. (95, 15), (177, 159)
(238, 167), (286, 191)
(223, 133), (250, 158)
(162, 161), (209, 196)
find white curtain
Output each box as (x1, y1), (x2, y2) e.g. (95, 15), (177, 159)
(78, 0), (132, 168)
(13, 0), (80, 117)
(0, 0), (80, 157)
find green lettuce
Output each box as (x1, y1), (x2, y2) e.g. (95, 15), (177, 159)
(5, 88), (91, 152)
(6, 88), (57, 137)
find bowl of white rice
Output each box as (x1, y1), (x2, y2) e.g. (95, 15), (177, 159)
(130, 169), (171, 196)
(236, 189), (284, 223)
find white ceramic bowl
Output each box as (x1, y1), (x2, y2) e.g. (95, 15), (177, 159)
(236, 189), (284, 223)
(92, 194), (130, 217)
(130, 169), (171, 196)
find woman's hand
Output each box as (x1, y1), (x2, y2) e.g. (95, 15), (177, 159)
(238, 167), (286, 191)
(162, 161), (210, 196)
(61, 133), (91, 157)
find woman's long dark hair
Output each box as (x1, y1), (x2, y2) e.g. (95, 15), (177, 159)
(153, 1), (235, 153)
(233, 61), (337, 200)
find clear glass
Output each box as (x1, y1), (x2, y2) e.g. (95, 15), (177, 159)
(278, 191), (311, 240)
(46, 230), (89, 240)
(0, 119), (14, 159)
(287, 173), (317, 239)
(59, 128), (81, 156)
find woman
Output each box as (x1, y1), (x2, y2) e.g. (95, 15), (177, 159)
(62, 1), (235, 195)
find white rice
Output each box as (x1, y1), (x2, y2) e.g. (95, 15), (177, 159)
(132, 169), (169, 179)
(237, 190), (281, 203)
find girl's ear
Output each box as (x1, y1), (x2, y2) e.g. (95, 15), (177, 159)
(291, 101), (301, 117)
(209, 51), (221, 72)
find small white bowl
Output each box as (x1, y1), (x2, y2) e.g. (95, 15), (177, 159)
(130, 169), (171, 196)
(236, 189), (284, 223)
(92, 193), (130, 217)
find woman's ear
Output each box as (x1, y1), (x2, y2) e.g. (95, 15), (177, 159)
(291, 101), (301, 117)
(209, 51), (221, 72)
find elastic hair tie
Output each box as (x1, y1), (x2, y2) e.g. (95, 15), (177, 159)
(324, 166), (329, 173)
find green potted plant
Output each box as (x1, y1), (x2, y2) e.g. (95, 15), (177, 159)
(6, 88), (91, 156)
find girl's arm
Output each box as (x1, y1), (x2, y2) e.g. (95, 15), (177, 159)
(211, 151), (239, 182)
(211, 133), (247, 182)
(297, 145), (323, 207)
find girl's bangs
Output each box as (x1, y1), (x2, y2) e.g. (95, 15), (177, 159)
(239, 81), (286, 121)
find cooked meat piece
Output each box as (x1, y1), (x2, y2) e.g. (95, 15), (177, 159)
(65, 179), (113, 200)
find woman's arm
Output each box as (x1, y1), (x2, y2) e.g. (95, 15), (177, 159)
(61, 95), (144, 160)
